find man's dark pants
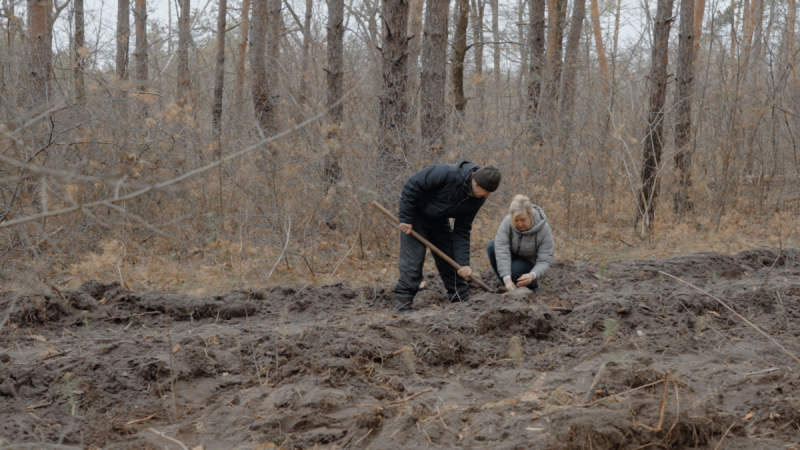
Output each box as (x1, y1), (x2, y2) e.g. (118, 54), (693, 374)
(395, 219), (470, 310)
(486, 240), (539, 291)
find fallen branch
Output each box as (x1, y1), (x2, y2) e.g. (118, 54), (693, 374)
(388, 389), (433, 405)
(487, 358), (513, 366)
(126, 413), (157, 425)
(713, 421), (737, 450)
(582, 363), (608, 403)
(147, 428), (189, 450)
(660, 271), (800, 365)
(656, 371), (670, 431)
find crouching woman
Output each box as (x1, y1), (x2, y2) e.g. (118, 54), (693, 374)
(486, 195), (554, 292)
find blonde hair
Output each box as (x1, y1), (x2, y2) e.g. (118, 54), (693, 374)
(509, 195), (535, 223)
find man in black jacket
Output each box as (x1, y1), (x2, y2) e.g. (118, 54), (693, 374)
(394, 161), (501, 312)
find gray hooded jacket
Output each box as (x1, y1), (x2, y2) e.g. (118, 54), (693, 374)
(493, 205), (554, 280)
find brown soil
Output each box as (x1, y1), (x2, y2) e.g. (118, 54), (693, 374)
(2, 248), (800, 449)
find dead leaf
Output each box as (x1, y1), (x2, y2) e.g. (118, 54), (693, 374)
(742, 411), (754, 420)
(172, 344), (180, 354)
(29, 335), (47, 342)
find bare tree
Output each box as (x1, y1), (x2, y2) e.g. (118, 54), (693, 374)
(250, 0), (276, 137)
(527, 0), (546, 146)
(299, 0), (313, 106)
(379, 0), (410, 172)
(420, 0), (449, 159)
(693, 0), (706, 55)
(322, 0), (345, 228)
(133, 0), (148, 92)
(116, 0), (130, 86)
(177, 0), (191, 105)
(470, 0), (486, 121)
(27, 0), (53, 108)
(637, 0), (675, 236)
(544, 0), (567, 108)
(407, 0), (424, 122)
(234, 0), (251, 113)
(212, 0), (227, 151)
(451, 0), (470, 117)
(490, 0), (500, 84)
(559, 0), (586, 123)
(74, 0), (86, 105)
(589, 0), (610, 93)
(674, 0), (697, 215)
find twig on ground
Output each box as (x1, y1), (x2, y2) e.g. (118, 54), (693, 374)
(582, 363), (608, 403)
(656, 371), (670, 431)
(487, 358), (513, 366)
(125, 414), (157, 425)
(660, 270), (800, 365)
(665, 381), (681, 438)
(147, 428), (189, 450)
(713, 421), (737, 450)
(746, 367), (780, 376)
(388, 389), (433, 405)
(353, 429), (372, 446)
(266, 217), (291, 284)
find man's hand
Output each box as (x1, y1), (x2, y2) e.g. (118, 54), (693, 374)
(457, 266), (472, 279)
(504, 279), (517, 291)
(517, 273), (536, 287)
(398, 223), (413, 235)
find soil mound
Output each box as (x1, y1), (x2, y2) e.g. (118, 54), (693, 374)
(2, 248), (799, 449)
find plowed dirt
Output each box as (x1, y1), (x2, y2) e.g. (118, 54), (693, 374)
(2, 248), (800, 449)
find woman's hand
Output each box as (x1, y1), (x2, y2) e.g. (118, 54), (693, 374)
(457, 266), (472, 279)
(504, 279), (517, 291)
(517, 273), (536, 287)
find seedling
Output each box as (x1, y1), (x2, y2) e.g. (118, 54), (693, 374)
(278, 306), (289, 327)
(695, 315), (709, 334)
(602, 318), (619, 344)
(711, 271), (719, 281)
(62, 372), (79, 416)
(402, 345), (416, 376)
(657, 273), (665, 284)
(509, 336), (523, 368)
(188, 311), (195, 324)
(81, 311), (91, 331)
(598, 263), (607, 287)
(358, 292), (366, 311)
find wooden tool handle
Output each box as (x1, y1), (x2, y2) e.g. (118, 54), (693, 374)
(371, 201), (493, 292)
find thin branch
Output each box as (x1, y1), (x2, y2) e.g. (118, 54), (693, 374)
(146, 428), (189, 450)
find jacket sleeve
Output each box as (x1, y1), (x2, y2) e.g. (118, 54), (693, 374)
(451, 199), (484, 266)
(398, 165), (449, 224)
(493, 215), (513, 279)
(530, 223), (554, 279)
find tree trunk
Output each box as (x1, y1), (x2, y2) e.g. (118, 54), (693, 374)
(74, 0), (86, 105)
(212, 0), (226, 152)
(379, 0), (410, 172)
(451, 0), (469, 116)
(692, 0), (706, 55)
(589, 0), (610, 93)
(517, 0), (528, 121)
(559, 0), (586, 122)
(420, 0), (449, 159)
(116, 0), (129, 86)
(470, 0), (485, 121)
(490, 0), (500, 84)
(527, 0), (546, 146)
(407, 0), (424, 124)
(250, 0), (276, 137)
(544, 0), (567, 109)
(784, 0), (796, 81)
(322, 0), (344, 228)
(27, 0), (53, 108)
(299, 0), (312, 106)
(234, 0), (251, 114)
(177, 0), (191, 105)
(673, 0), (696, 215)
(637, 0), (675, 236)
(133, 0), (148, 91)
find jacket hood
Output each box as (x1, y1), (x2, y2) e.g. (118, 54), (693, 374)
(517, 205), (547, 235)
(457, 161), (480, 188)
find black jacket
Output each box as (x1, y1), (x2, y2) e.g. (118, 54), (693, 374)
(398, 161), (486, 266)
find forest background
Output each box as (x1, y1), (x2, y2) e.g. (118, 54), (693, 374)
(1, 0), (798, 295)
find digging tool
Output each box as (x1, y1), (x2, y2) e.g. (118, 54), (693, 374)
(371, 201), (502, 293)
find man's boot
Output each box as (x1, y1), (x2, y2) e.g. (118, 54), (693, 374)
(394, 296), (413, 313)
